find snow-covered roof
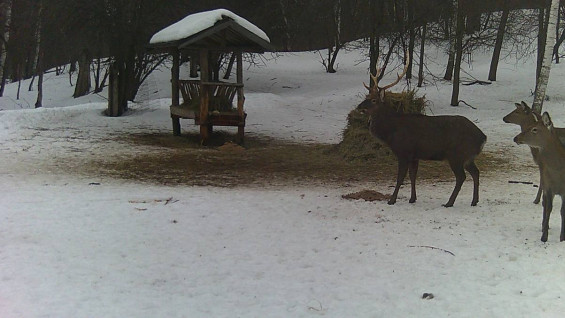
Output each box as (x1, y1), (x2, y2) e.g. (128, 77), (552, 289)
(149, 9), (271, 50)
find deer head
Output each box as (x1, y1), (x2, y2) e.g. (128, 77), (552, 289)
(503, 101), (540, 127)
(358, 52), (410, 112)
(514, 112), (555, 149)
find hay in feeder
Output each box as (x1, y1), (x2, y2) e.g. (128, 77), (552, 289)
(335, 90), (428, 162)
(186, 95), (235, 113)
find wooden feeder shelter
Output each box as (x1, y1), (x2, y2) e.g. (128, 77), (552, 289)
(148, 9), (274, 144)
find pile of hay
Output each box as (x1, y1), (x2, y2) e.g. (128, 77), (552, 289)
(335, 90), (427, 162)
(186, 95), (235, 112)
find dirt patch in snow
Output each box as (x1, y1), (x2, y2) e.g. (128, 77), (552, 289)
(75, 132), (512, 188)
(342, 190), (392, 202)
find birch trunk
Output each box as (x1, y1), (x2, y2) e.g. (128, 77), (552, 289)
(533, 0), (560, 113)
(0, 0), (12, 96)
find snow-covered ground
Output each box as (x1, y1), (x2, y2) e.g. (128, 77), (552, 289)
(1, 46), (565, 317)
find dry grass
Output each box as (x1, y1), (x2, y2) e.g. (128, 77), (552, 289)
(336, 90), (428, 161)
(89, 132), (509, 188)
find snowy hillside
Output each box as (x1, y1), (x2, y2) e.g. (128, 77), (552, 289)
(1, 48), (565, 317)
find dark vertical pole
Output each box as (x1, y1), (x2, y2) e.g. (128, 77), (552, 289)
(171, 48), (180, 107)
(171, 48), (181, 135)
(199, 49), (210, 144)
(236, 51), (244, 144)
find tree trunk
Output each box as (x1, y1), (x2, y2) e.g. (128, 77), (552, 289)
(16, 65), (21, 99)
(190, 52), (199, 78)
(73, 49), (91, 98)
(406, 2), (415, 80)
(223, 53), (236, 79)
(407, 27), (415, 80)
(93, 57), (102, 92)
(556, 3), (561, 64)
(106, 62), (120, 116)
(450, 4), (464, 106)
(444, 4), (457, 81)
(417, 24), (427, 87)
(326, 0), (341, 74)
(35, 51), (43, 108)
(278, 0), (292, 51)
(488, 9), (509, 81)
(536, 8), (549, 81)
(368, 0), (381, 88)
(69, 61), (76, 86)
(0, 0), (12, 97)
(533, 0), (560, 113)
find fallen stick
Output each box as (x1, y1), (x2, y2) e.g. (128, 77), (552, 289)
(508, 180), (534, 185)
(407, 245), (455, 256)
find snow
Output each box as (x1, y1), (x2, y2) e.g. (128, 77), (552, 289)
(149, 8), (270, 45)
(2, 46), (565, 317)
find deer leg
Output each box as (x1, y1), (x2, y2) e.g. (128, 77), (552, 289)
(408, 160), (419, 203)
(561, 198), (565, 242)
(534, 168), (543, 204)
(541, 191), (553, 242)
(445, 161), (466, 208)
(465, 161), (480, 206)
(389, 160), (409, 205)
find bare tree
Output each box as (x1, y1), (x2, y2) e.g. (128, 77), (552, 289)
(417, 23), (426, 87)
(488, 9), (509, 81)
(450, 0), (464, 106)
(34, 0), (43, 108)
(73, 48), (91, 98)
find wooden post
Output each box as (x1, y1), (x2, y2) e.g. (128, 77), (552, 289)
(236, 51), (245, 144)
(199, 49), (210, 144)
(171, 48), (181, 135)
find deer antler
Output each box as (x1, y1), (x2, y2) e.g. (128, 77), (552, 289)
(364, 56), (383, 93)
(378, 51), (410, 91)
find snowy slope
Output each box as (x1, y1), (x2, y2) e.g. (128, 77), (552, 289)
(1, 47), (565, 317)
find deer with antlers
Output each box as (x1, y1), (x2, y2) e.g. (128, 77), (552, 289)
(358, 53), (487, 207)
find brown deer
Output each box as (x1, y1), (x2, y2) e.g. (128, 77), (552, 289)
(514, 112), (565, 242)
(503, 101), (565, 204)
(358, 53), (487, 207)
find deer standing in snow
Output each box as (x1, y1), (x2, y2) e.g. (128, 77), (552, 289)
(503, 101), (565, 204)
(514, 112), (565, 242)
(358, 53), (487, 207)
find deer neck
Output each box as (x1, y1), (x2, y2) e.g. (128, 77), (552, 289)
(368, 109), (401, 144)
(539, 133), (565, 172)
(520, 116), (538, 132)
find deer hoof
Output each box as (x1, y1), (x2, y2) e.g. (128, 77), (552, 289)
(442, 203), (454, 208)
(541, 235), (548, 243)
(387, 199), (396, 205)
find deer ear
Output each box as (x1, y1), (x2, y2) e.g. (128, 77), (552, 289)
(520, 101), (532, 113)
(515, 103), (525, 111)
(542, 112), (554, 130)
